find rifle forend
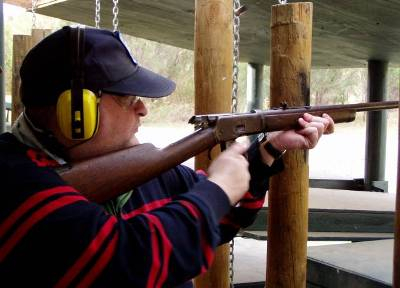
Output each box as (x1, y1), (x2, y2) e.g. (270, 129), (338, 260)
(189, 101), (399, 142)
(60, 101), (398, 203)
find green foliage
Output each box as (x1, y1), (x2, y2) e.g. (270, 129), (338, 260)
(310, 68), (366, 105)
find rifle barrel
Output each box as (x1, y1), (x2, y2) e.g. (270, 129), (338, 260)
(305, 101), (398, 113)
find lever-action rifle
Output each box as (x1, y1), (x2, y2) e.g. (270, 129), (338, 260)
(60, 101), (398, 203)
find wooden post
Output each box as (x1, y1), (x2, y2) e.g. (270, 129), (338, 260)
(393, 100), (400, 287)
(11, 29), (51, 123)
(12, 34), (32, 123)
(267, 3), (313, 288)
(193, 0), (233, 287)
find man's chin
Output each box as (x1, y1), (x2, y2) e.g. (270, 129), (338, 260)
(127, 137), (140, 147)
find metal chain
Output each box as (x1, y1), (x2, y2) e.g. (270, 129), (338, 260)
(95, 0), (101, 28)
(229, 1), (243, 285)
(231, 0), (241, 114)
(32, 0), (38, 29)
(112, 0), (119, 31)
(229, 238), (235, 288)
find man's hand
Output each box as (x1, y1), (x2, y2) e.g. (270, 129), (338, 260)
(260, 113), (334, 165)
(208, 143), (250, 205)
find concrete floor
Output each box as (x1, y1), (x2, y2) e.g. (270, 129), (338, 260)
(233, 238), (394, 286)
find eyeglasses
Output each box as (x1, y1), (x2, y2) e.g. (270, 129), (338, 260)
(112, 95), (141, 107)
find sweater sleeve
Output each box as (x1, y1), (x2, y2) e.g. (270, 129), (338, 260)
(218, 139), (284, 243)
(0, 147), (231, 288)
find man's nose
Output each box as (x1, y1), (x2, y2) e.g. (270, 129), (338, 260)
(135, 99), (148, 117)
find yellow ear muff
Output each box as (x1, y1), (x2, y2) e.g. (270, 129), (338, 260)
(56, 89), (99, 140)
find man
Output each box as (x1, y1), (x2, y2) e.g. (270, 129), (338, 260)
(0, 26), (333, 287)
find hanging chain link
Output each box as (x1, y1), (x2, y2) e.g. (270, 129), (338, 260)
(229, 238), (235, 287)
(95, 0), (101, 28)
(112, 0), (120, 31)
(31, 0), (38, 29)
(231, 0), (241, 114)
(229, 1), (244, 285)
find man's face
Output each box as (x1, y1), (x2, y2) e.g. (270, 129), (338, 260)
(67, 92), (148, 160)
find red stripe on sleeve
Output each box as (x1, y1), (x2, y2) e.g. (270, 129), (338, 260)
(76, 231), (119, 288)
(144, 214), (173, 288)
(180, 200), (215, 269)
(148, 215), (173, 288)
(0, 185), (78, 239)
(178, 200), (201, 219)
(55, 217), (118, 288)
(146, 220), (161, 288)
(179, 200), (215, 269)
(121, 198), (172, 220)
(241, 191), (256, 200)
(0, 194), (87, 262)
(26, 149), (60, 167)
(220, 217), (241, 229)
(239, 197), (265, 209)
(201, 241), (215, 268)
(196, 170), (208, 176)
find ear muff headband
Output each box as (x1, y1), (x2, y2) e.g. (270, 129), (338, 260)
(56, 26), (99, 141)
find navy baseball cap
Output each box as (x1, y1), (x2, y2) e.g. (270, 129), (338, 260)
(20, 26), (176, 106)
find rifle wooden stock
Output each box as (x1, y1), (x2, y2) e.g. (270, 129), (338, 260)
(59, 101), (398, 203)
(60, 128), (217, 203)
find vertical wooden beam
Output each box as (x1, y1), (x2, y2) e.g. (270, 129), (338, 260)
(12, 35), (32, 123)
(193, 0), (233, 287)
(267, 3), (313, 288)
(365, 60), (388, 191)
(11, 29), (51, 123)
(393, 100), (400, 287)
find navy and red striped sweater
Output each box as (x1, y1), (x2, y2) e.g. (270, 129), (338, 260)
(0, 132), (283, 287)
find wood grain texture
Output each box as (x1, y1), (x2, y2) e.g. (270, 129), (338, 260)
(11, 29), (51, 123)
(21, 0), (400, 67)
(267, 3), (312, 288)
(193, 0), (232, 287)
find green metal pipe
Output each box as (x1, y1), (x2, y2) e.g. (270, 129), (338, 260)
(365, 60), (388, 191)
(246, 63), (264, 111)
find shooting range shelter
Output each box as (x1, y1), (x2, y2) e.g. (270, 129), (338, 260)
(1, 0), (400, 287)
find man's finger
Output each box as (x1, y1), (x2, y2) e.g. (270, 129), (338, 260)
(227, 142), (249, 155)
(296, 126), (319, 149)
(322, 113), (335, 134)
